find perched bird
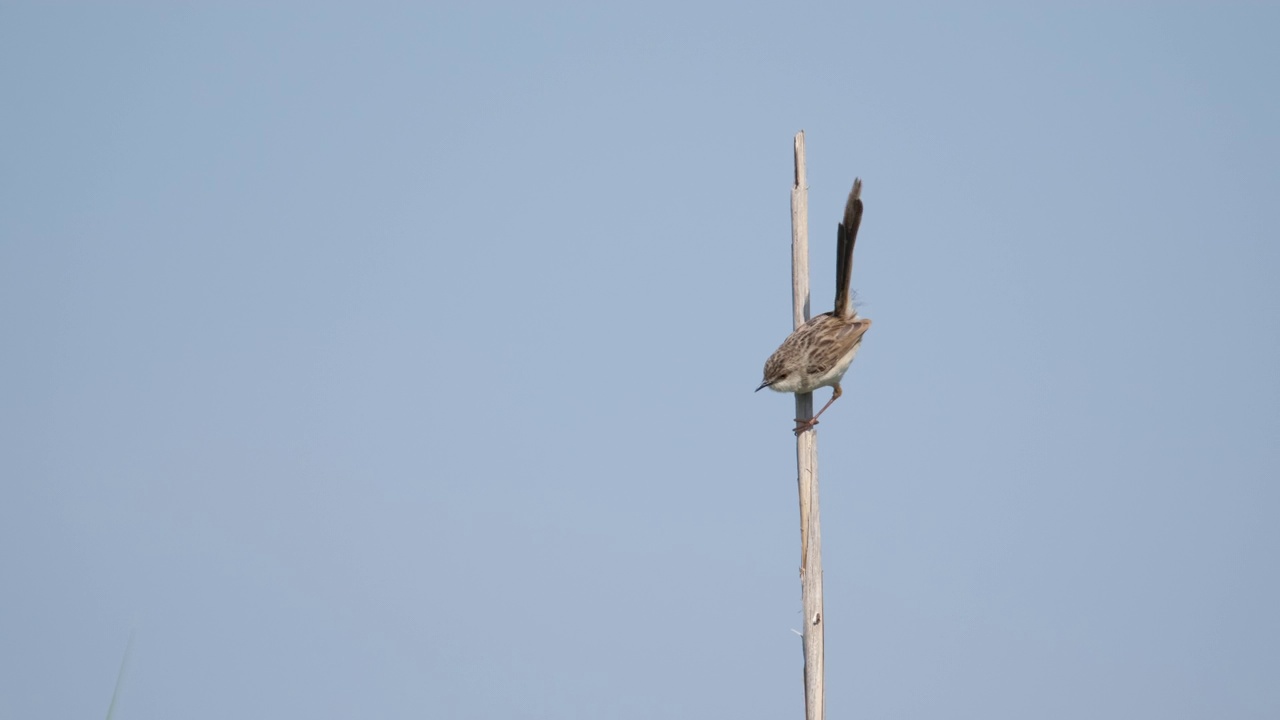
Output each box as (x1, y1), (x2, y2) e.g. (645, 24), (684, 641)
(757, 179), (872, 435)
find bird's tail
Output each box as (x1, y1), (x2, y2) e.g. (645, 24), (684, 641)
(834, 178), (863, 319)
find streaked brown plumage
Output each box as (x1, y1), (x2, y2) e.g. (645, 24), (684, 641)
(757, 179), (872, 435)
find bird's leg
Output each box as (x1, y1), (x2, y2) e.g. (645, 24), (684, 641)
(813, 384), (844, 421)
(793, 384), (843, 435)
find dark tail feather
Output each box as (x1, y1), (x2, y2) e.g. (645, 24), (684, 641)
(834, 178), (863, 318)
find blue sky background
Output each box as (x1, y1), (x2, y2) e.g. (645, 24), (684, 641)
(2, 3), (1278, 718)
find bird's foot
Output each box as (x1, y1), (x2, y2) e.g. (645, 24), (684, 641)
(792, 417), (819, 436)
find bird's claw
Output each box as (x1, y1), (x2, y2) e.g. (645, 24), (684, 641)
(792, 417), (819, 436)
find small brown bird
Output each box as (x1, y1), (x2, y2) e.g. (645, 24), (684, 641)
(757, 179), (872, 435)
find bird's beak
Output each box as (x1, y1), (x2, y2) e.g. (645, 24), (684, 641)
(755, 380), (772, 392)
